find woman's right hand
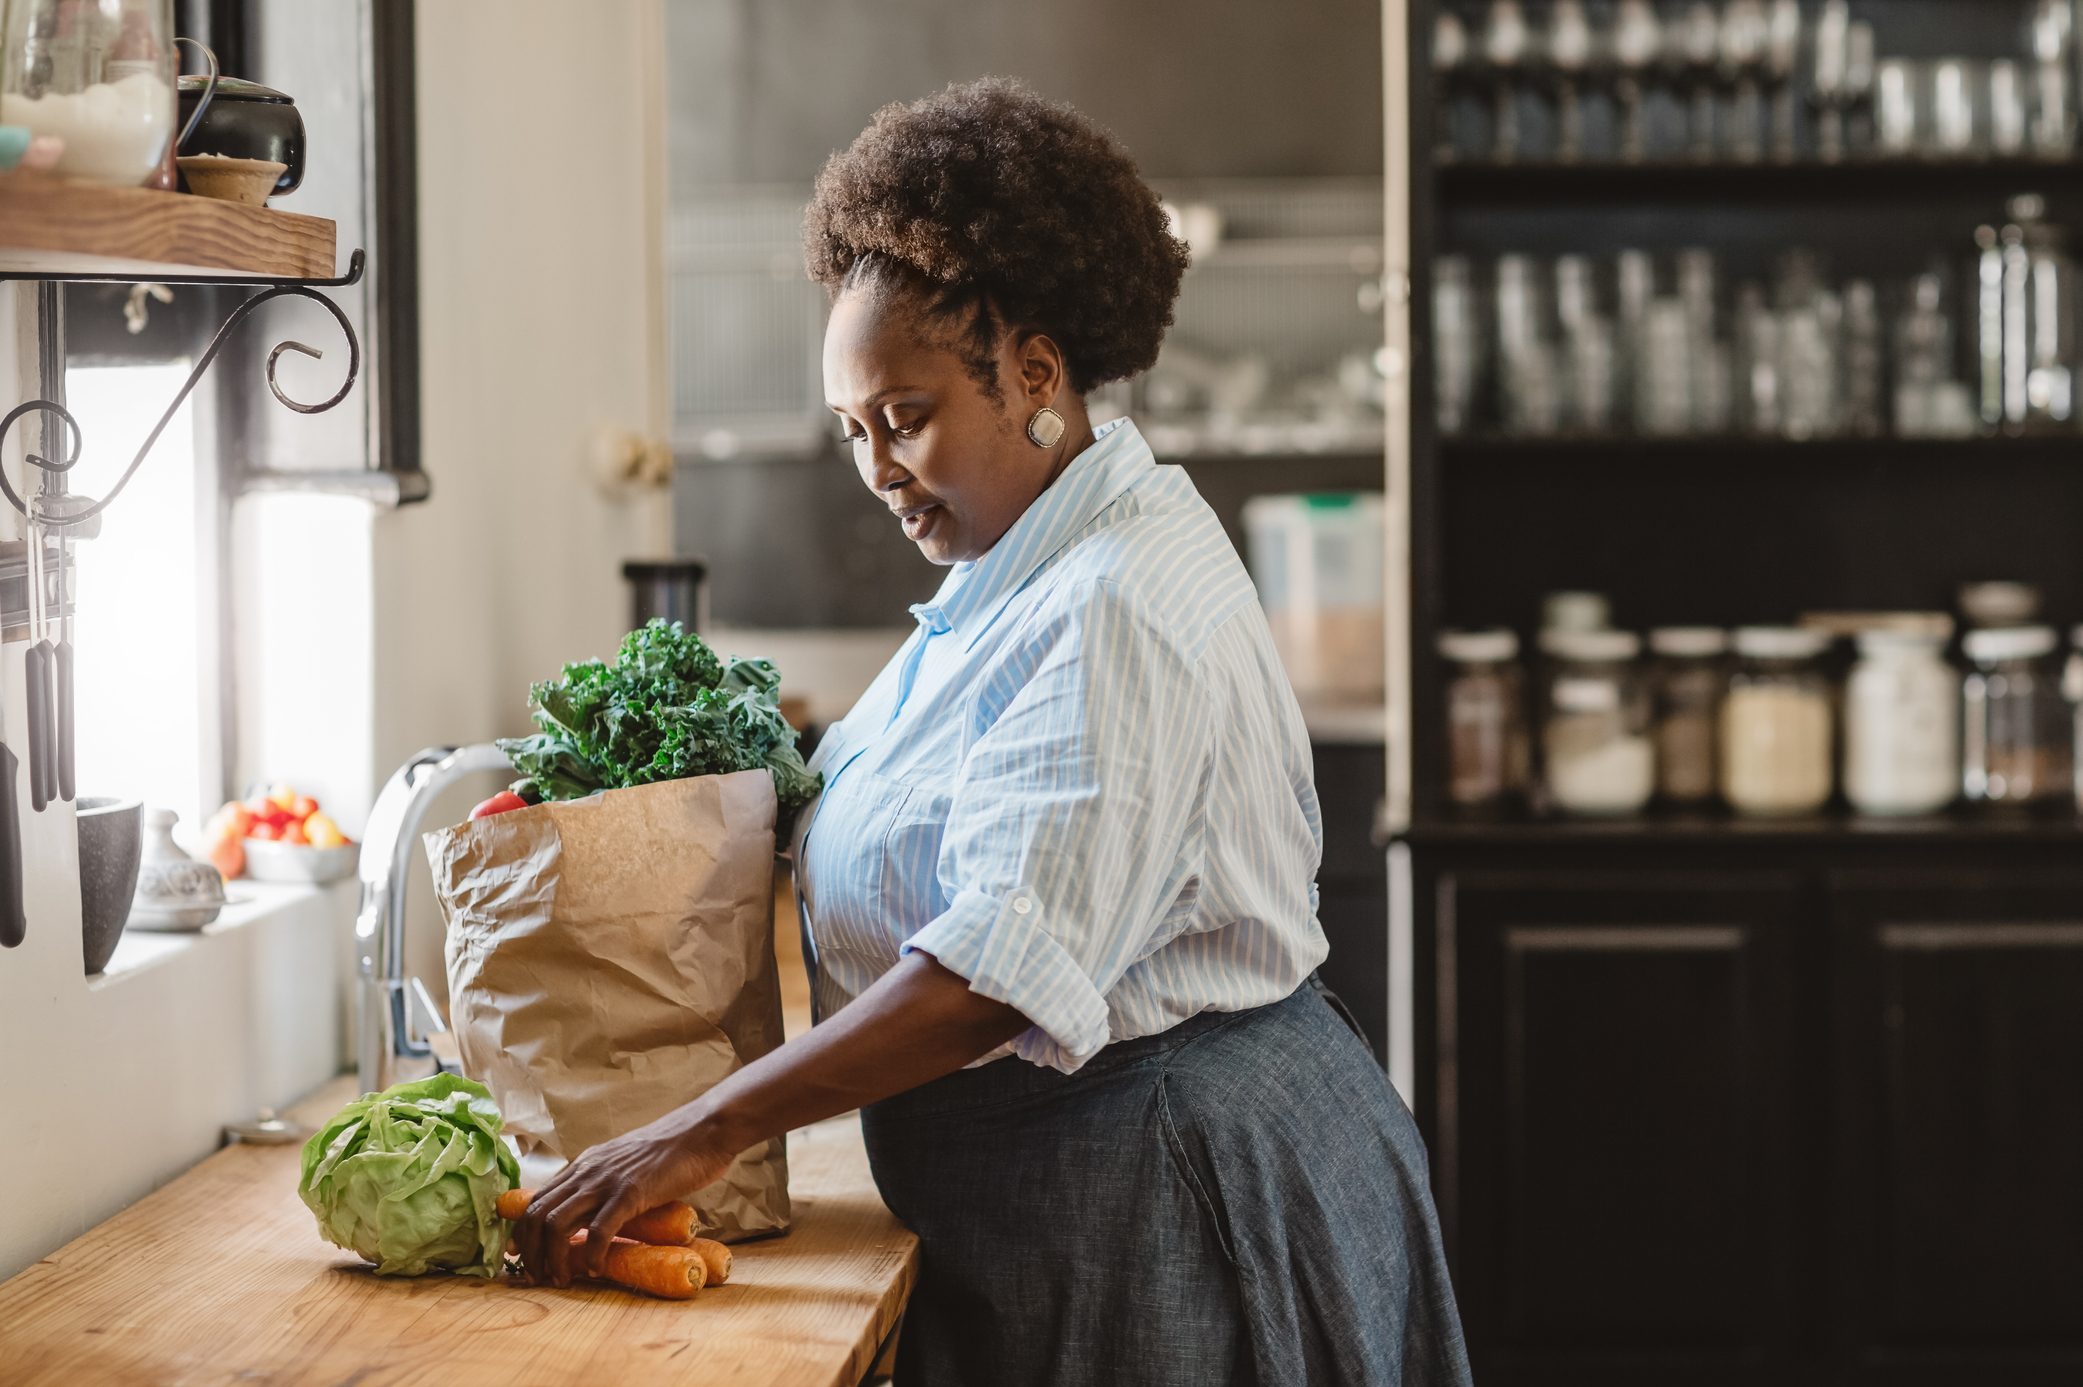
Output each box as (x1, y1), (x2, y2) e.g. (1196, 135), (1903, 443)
(511, 1103), (741, 1288)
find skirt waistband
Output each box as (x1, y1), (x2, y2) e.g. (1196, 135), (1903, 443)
(870, 985), (1315, 1121)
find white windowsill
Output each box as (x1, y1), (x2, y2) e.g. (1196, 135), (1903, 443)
(91, 878), (354, 988)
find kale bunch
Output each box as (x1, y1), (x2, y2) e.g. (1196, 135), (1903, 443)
(497, 619), (820, 828)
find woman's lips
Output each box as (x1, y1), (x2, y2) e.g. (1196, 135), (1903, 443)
(901, 504), (940, 540)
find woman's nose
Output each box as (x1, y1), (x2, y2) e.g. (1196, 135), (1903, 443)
(860, 439), (907, 495)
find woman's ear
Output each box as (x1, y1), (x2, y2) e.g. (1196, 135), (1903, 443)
(1015, 328), (1068, 406)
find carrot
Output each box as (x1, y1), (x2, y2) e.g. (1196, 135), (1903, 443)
(594, 1241), (707, 1300)
(691, 1237), (732, 1286)
(624, 1203), (697, 1246)
(505, 1235), (708, 1300)
(497, 1188), (698, 1246)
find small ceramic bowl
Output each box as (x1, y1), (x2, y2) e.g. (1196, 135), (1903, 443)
(244, 837), (358, 884)
(177, 154), (287, 207)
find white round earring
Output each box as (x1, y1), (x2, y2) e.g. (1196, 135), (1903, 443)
(1026, 406), (1066, 449)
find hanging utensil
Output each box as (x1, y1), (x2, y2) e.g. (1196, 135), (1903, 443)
(24, 502), (51, 813)
(52, 505), (72, 805)
(0, 656), (23, 949)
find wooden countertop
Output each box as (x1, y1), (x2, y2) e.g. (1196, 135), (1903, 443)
(0, 881), (915, 1386)
(0, 1079), (914, 1386)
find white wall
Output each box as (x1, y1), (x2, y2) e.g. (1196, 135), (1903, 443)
(0, 2), (673, 1276)
(370, 0), (673, 1004)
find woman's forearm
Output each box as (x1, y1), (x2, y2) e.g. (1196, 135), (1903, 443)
(692, 950), (1029, 1154)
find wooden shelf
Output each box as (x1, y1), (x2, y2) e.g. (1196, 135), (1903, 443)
(0, 173), (337, 282)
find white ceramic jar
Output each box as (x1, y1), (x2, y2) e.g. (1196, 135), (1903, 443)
(1844, 624), (1959, 816)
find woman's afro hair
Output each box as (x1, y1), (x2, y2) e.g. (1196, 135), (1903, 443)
(803, 77), (1191, 398)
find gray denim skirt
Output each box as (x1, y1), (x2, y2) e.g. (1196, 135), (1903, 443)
(859, 984), (1474, 1386)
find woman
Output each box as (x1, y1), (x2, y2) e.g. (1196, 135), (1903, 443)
(517, 77), (1471, 1386)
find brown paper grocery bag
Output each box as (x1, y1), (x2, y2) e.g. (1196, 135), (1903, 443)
(424, 768), (789, 1241)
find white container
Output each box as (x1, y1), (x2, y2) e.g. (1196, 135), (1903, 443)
(1540, 628), (1653, 817)
(1242, 493), (1385, 702)
(1844, 625), (1959, 816)
(1722, 626), (1835, 817)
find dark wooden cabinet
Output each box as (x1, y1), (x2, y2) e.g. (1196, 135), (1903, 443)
(1828, 873), (2083, 1384)
(1441, 869), (1803, 1385)
(1312, 741), (1390, 1066)
(1410, 829), (2083, 1387)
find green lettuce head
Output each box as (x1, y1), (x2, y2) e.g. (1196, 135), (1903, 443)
(298, 1073), (519, 1277)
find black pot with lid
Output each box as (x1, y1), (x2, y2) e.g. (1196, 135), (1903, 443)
(177, 75), (305, 196)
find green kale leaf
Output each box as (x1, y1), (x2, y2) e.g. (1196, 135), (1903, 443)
(496, 619), (820, 830)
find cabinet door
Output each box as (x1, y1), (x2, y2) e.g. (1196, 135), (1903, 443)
(1830, 873), (2083, 1384)
(1439, 868), (1804, 1386)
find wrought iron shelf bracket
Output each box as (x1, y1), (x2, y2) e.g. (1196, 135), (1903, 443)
(0, 248), (367, 532)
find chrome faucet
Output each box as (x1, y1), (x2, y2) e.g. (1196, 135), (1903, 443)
(354, 742), (511, 1095)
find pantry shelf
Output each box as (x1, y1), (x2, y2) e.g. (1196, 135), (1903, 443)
(1401, 811), (2083, 847)
(1438, 158), (2083, 208)
(1440, 435), (2083, 466)
(0, 173), (339, 283)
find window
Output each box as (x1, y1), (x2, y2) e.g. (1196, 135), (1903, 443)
(65, 362), (209, 827)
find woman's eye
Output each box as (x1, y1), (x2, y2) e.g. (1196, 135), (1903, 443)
(891, 419), (925, 439)
(840, 427), (866, 444)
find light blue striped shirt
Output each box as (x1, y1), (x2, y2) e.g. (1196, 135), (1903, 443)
(791, 417), (1329, 1073)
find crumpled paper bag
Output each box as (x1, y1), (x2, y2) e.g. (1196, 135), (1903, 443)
(424, 768), (789, 1241)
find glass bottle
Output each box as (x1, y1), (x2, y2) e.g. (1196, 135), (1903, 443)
(1, 0), (176, 186)
(1440, 629), (1528, 813)
(1722, 627), (1835, 817)
(1649, 627), (1728, 808)
(1540, 629), (1653, 817)
(1844, 622), (1959, 817)
(1962, 624), (2071, 809)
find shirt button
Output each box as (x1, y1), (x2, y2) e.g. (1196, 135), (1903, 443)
(1012, 896), (1032, 915)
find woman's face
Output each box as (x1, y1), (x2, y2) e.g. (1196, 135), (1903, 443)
(822, 288), (1063, 565)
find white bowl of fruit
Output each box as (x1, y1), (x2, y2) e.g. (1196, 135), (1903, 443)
(204, 784), (357, 884)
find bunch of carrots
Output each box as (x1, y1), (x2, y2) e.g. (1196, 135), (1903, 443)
(497, 1189), (734, 1301)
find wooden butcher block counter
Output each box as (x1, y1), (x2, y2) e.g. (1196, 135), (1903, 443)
(0, 1078), (917, 1387)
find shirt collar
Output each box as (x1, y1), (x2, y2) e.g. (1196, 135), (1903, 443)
(909, 416), (1154, 651)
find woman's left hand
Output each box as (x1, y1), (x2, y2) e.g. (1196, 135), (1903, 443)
(511, 1103), (738, 1287)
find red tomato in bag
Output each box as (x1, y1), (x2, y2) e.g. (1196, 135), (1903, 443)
(470, 791), (530, 820)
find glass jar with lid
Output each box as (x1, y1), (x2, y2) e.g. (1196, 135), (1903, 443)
(1721, 627), (1835, 817)
(1962, 624), (2071, 809)
(1540, 628), (1653, 817)
(1648, 627), (1728, 808)
(1, 0), (176, 186)
(1844, 619), (1959, 817)
(1440, 629), (1528, 813)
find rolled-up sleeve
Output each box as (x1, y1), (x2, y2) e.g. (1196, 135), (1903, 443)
(902, 577), (1210, 1072)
